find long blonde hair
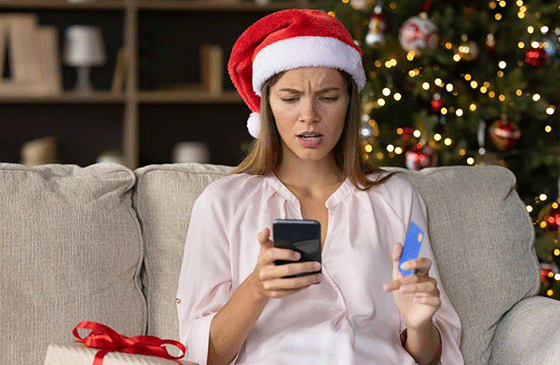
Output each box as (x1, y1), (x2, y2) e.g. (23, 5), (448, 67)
(232, 70), (392, 190)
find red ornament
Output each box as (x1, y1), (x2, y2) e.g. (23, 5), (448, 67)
(489, 116), (520, 150)
(365, 10), (386, 47)
(405, 142), (438, 170)
(538, 202), (560, 232)
(486, 33), (496, 55)
(401, 127), (416, 141)
(399, 15), (439, 53)
(430, 96), (444, 113)
(541, 268), (553, 283)
(525, 47), (548, 67)
(546, 210), (560, 230)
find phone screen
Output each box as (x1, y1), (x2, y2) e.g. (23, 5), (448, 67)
(273, 219), (321, 277)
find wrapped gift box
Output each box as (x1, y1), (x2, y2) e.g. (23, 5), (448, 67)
(44, 343), (198, 365)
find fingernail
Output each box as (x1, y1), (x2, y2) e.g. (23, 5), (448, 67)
(294, 253), (301, 260)
(313, 262), (321, 270)
(401, 263), (410, 270)
(383, 283), (391, 292)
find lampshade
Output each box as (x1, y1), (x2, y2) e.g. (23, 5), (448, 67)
(172, 142), (210, 163)
(63, 25), (106, 67)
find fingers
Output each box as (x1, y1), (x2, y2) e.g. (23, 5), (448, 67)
(260, 246), (301, 266)
(259, 261), (321, 281)
(257, 228), (272, 247)
(254, 227), (322, 298)
(384, 272), (437, 291)
(383, 256), (436, 294)
(398, 280), (439, 297)
(400, 257), (432, 276)
(261, 273), (323, 298)
(257, 228), (299, 264)
(383, 275), (440, 307)
(392, 242), (403, 264)
(411, 292), (442, 306)
(257, 264), (322, 299)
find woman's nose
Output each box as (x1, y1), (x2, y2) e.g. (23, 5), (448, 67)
(299, 98), (319, 123)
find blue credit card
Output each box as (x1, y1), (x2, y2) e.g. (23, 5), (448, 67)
(398, 221), (425, 277)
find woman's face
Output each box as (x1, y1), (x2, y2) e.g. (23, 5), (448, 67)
(268, 67), (349, 166)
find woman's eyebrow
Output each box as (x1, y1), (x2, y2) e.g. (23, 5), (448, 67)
(278, 88), (302, 93)
(317, 87), (342, 93)
(277, 87), (341, 93)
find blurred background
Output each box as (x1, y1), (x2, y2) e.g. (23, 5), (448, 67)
(0, 0), (315, 169)
(1, 0), (560, 299)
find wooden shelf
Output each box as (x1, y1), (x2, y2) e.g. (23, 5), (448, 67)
(0, 92), (125, 104)
(138, 90), (242, 104)
(0, 0), (312, 11)
(0, 90), (243, 104)
(137, 0), (311, 11)
(0, 0), (126, 10)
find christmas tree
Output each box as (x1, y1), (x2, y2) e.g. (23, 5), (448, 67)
(313, 0), (560, 299)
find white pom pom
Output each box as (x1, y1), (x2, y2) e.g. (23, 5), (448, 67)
(247, 112), (261, 138)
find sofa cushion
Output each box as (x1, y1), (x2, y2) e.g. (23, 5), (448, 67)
(392, 166), (539, 365)
(133, 163), (232, 341)
(0, 163), (146, 365)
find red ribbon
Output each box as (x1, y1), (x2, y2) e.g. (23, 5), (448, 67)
(73, 321), (186, 365)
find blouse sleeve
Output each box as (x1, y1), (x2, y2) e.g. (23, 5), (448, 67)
(405, 185), (464, 365)
(176, 186), (234, 365)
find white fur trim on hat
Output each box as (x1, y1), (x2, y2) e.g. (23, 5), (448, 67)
(252, 36), (366, 96)
(247, 112), (261, 138)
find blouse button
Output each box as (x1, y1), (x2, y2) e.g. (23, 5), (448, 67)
(176, 298), (182, 305)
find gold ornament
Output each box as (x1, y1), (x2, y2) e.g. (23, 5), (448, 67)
(472, 151), (506, 167)
(350, 0), (375, 11)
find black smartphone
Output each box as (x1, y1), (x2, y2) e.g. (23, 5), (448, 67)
(272, 219), (321, 277)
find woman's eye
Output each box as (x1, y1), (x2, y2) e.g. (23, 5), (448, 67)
(321, 96), (339, 102)
(281, 98), (298, 103)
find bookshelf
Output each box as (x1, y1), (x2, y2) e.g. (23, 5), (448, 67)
(0, 0), (314, 169)
(0, 91), (125, 103)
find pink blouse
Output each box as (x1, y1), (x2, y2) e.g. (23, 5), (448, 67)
(177, 172), (463, 365)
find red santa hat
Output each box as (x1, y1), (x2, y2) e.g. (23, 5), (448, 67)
(228, 9), (366, 138)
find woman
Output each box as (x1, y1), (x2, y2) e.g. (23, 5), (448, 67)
(177, 9), (463, 365)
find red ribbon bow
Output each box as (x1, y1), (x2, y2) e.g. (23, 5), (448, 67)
(73, 321), (186, 365)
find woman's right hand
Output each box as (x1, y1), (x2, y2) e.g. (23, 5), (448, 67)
(250, 228), (322, 299)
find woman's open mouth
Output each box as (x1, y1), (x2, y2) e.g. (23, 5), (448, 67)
(297, 133), (323, 148)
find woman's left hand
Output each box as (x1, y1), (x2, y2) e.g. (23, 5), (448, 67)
(383, 242), (441, 329)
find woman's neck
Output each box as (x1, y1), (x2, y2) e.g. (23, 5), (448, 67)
(274, 156), (343, 190)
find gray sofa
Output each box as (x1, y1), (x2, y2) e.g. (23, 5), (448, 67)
(2, 162), (559, 365)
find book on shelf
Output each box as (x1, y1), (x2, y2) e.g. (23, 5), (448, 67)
(0, 13), (63, 96)
(111, 46), (129, 95)
(37, 26), (63, 94)
(5, 14), (42, 83)
(0, 18), (7, 77)
(200, 44), (223, 96)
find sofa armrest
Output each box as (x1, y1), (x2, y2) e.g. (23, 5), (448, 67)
(489, 296), (560, 364)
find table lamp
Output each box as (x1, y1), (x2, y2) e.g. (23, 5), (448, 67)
(172, 142), (210, 164)
(63, 25), (106, 93)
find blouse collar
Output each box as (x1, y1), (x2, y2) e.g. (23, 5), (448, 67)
(264, 173), (353, 209)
